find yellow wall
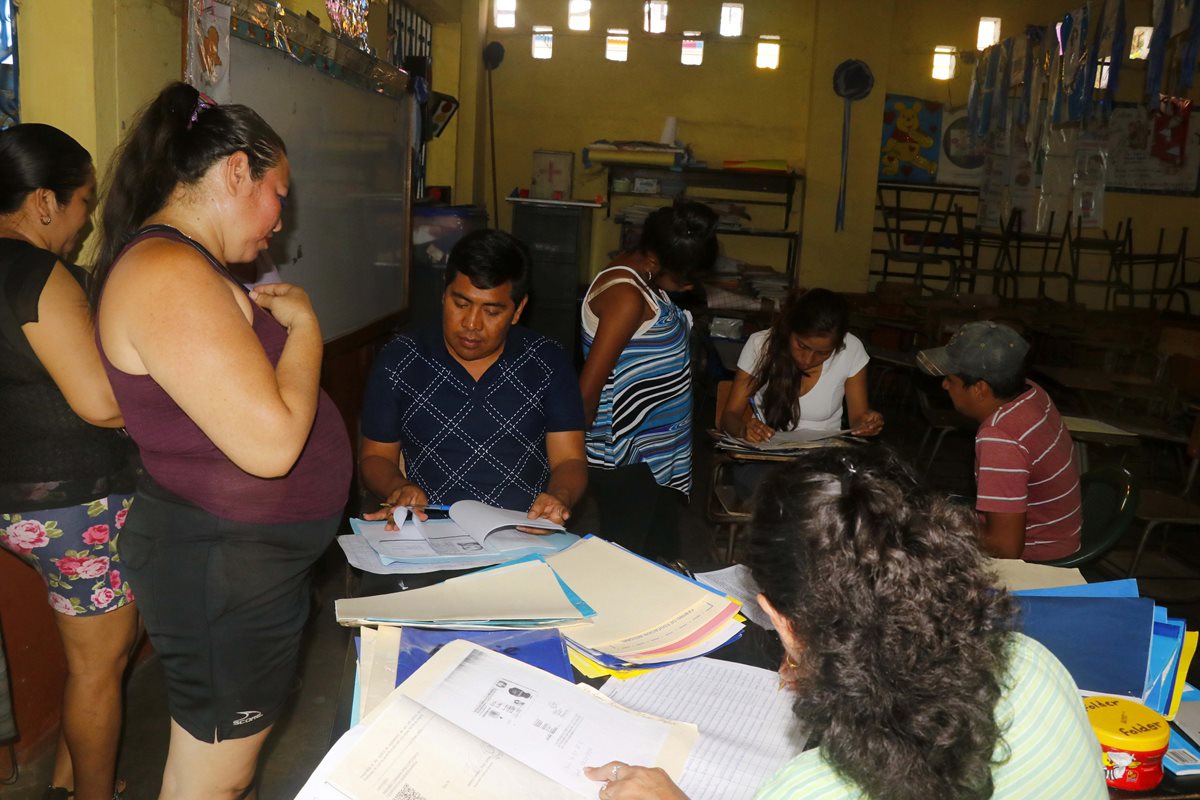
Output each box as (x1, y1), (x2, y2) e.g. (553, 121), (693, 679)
(18, 0), (183, 259)
(797, 0), (893, 292)
(475, 0), (813, 272)
(425, 19), (462, 190)
(19, 0), (1199, 293)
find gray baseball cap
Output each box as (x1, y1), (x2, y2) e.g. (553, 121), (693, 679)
(917, 321), (1029, 384)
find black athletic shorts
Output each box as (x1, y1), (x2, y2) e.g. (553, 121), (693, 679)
(117, 487), (340, 742)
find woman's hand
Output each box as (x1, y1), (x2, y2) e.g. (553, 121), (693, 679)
(850, 410), (884, 437)
(249, 282), (318, 332)
(743, 417), (777, 444)
(584, 763), (688, 800)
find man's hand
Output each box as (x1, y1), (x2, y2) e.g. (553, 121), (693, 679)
(362, 483), (430, 530)
(523, 490), (571, 532)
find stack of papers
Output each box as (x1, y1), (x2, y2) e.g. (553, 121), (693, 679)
(337, 499), (578, 575)
(296, 640), (698, 800)
(1013, 579), (1198, 718)
(544, 538), (745, 674)
(336, 537), (745, 675)
(336, 557), (594, 628)
(713, 428), (853, 457)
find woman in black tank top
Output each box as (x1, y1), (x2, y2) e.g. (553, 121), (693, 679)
(0, 124), (137, 800)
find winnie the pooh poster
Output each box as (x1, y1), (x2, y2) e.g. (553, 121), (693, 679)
(880, 94), (942, 182)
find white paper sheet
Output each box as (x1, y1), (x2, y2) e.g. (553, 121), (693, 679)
(601, 658), (808, 800)
(693, 565), (774, 631)
(412, 645), (681, 796)
(325, 694), (574, 800)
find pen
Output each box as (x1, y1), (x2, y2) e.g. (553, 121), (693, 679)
(378, 502), (452, 512)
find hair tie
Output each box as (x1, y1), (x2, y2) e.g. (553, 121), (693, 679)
(187, 92), (217, 130)
(839, 458), (858, 495)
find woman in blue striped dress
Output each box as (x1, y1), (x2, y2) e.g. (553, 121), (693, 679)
(579, 202), (717, 559)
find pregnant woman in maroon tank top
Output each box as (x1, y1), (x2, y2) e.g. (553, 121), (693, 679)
(89, 83), (351, 798)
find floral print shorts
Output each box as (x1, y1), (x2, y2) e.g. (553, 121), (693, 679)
(1, 495), (135, 616)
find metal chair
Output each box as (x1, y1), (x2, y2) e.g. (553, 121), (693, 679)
(1113, 222), (1189, 310)
(874, 184), (956, 292)
(706, 381), (754, 563)
(914, 385), (976, 475)
(1128, 414), (1200, 578)
(1043, 466), (1138, 569)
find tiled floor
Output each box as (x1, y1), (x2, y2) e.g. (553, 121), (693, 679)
(5, 378), (1199, 798)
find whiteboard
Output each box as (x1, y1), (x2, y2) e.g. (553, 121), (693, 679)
(226, 36), (413, 340)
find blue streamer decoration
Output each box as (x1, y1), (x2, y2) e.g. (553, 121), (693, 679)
(1103, 0), (1126, 119)
(1181, 0), (1200, 91)
(1146, 0), (1173, 101)
(832, 60), (874, 233)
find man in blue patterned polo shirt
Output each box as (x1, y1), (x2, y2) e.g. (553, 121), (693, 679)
(359, 229), (587, 526)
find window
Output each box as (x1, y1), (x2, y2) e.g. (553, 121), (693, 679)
(1130, 25), (1153, 60)
(532, 26), (553, 59)
(720, 3), (743, 37)
(1095, 57), (1111, 89)
(606, 28), (629, 61)
(568, 0), (590, 31)
(0, 0), (16, 128)
(681, 31), (703, 66)
(644, 0), (668, 34)
(756, 35), (780, 69)
(494, 0), (516, 29)
(931, 45), (956, 80)
(977, 17), (1001, 50)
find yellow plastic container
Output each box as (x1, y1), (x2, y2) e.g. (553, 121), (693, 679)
(1084, 697), (1170, 791)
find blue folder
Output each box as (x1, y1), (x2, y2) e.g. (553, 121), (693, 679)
(395, 627), (574, 685)
(1014, 595), (1155, 698)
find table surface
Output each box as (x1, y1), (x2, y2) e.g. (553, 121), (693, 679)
(331, 569), (1200, 798)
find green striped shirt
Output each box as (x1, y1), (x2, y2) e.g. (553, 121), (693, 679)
(753, 633), (1107, 799)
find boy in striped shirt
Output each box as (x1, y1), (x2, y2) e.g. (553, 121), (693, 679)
(918, 322), (1082, 561)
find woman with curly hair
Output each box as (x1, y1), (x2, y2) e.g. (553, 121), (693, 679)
(586, 448), (1105, 800)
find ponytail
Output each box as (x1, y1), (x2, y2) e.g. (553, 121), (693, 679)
(637, 200), (718, 280)
(92, 82), (286, 305)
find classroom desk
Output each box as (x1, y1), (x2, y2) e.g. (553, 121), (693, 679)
(329, 566), (784, 747)
(328, 569), (1200, 798)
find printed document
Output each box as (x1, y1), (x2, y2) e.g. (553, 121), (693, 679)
(602, 658), (808, 800)
(317, 640), (697, 799)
